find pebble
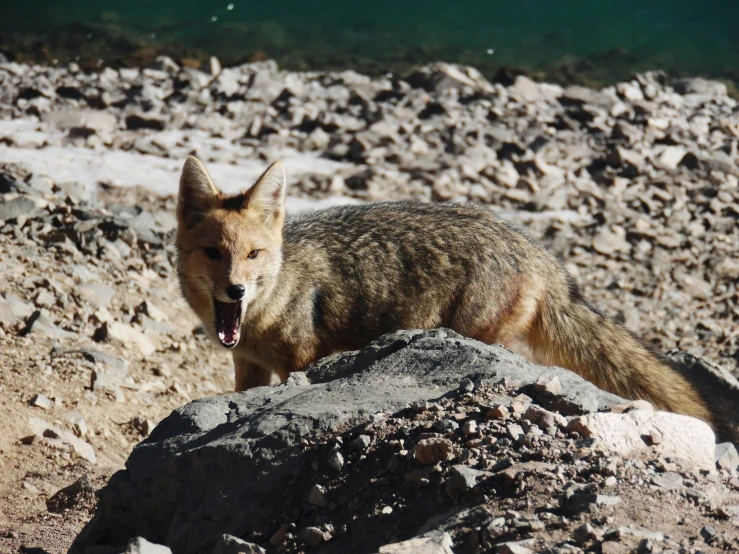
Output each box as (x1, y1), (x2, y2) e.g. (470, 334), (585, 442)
(29, 393), (52, 410)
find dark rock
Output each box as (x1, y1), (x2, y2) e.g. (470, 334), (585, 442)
(445, 465), (491, 496)
(125, 114), (167, 131)
(69, 330), (626, 553)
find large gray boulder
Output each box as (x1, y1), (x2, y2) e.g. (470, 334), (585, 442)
(69, 329), (629, 554)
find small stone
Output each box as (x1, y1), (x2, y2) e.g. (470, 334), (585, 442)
(434, 419), (459, 434)
(700, 525), (718, 542)
(459, 378), (475, 392)
(298, 527), (328, 546)
(486, 405), (509, 419)
(46, 474), (95, 513)
(326, 449), (344, 471)
(378, 531), (454, 553)
(715, 442), (739, 471)
(604, 476), (618, 487)
(495, 541), (533, 554)
(381, 506), (393, 514)
(462, 420), (478, 435)
(506, 423), (524, 441)
(308, 484), (327, 507)
(572, 523), (597, 544)
(30, 393), (53, 410)
(534, 375), (562, 395)
(101, 322), (156, 356)
(125, 537), (172, 554)
(212, 534), (266, 554)
(651, 472), (683, 491)
(445, 464), (491, 496)
(350, 435), (371, 451)
(0, 294), (17, 327)
(415, 438), (454, 465)
(137, 300), (168, 322)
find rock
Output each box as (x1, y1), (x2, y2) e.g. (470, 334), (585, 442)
(562, 487), (621, 514)
(297, 527), (328, 546)
(434, 419), (459, 434)
(673, 77), (727, 96)
(406, 63), (494, 94)
(651, 471), (684, 491)
(459, 377), (475, 392)
(102, 322), (156, 356)
(533, 375), (562, 395)
(22, 310), (76, 339)
(29, 393), (52, 410)
(0, 294), (17, 326)
(78, 283), (116, 308)
(462, 420), (477, 435)
(416, 437), (454, 465)
(495, 541), (533, 554)
(715, 442), (739, 471)
(653, 145), (687, 171)
(66, 330), (641, 554)
(46, 474), (95, 513)
(125, 114), (167, 131)
(212, 534), (266, 554)
(29, 417), (96, 464)
(445, 465), (491, 496)
(378, 532), (454, 554)
(307, 484), (327, 507)
(349, 434), (372, 451)
(136, 300), (167, 322)
(326, 449), (344, 471)
(592, 226), (631, 256)
(0, 196), (40, 221)
(567, 411), (716, 470)
(509, 76), (541, 103)
(125, 537), (172, 554)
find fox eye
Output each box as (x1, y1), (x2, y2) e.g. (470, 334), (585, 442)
(247, 250), (259, 260)
(205, 247), (222, 260)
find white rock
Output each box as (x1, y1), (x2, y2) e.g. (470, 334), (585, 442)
(107, 322), (156, 356)
(29, 417), (96, 464)
(567, 411), (715, 470)
(125, 537), (172, 554)
(378, 531), (454, 554)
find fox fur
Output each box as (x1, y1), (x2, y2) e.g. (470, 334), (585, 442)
(176, 157), (719, 435)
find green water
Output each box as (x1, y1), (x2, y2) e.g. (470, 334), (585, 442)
(2, 1), (738, 86)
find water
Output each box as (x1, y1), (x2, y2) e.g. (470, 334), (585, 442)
(2, 1), (738, 86)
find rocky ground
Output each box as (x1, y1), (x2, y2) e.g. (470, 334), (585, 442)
(0, 57), (737, 553)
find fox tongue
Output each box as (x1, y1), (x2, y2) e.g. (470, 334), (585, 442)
(217, 301), (240, 346)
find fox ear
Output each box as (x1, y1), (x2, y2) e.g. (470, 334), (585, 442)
(178, 157), (219, 228)
(245, 161), (286, 226)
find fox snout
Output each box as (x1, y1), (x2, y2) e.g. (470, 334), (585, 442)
(226, 284), (246, 301)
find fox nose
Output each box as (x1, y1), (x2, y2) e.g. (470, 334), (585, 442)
(226, 284), (246, 301)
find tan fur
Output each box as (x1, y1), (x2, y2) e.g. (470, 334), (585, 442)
(176, 157), (714, 430)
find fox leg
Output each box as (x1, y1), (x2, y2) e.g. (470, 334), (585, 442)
(233, 357), (283, 391)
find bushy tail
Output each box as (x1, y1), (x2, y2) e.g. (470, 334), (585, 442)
(529, 292), (714, 426)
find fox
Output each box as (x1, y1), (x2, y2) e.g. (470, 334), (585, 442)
(176, 156), (723, 437)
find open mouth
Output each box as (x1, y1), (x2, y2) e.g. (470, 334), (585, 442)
(214, 300), (242, 348)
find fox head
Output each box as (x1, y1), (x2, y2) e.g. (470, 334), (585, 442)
(175, 157), (286, 349)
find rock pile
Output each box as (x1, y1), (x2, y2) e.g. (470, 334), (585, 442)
(71, 330), (739, 554)
(1, 58), (737, 375)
